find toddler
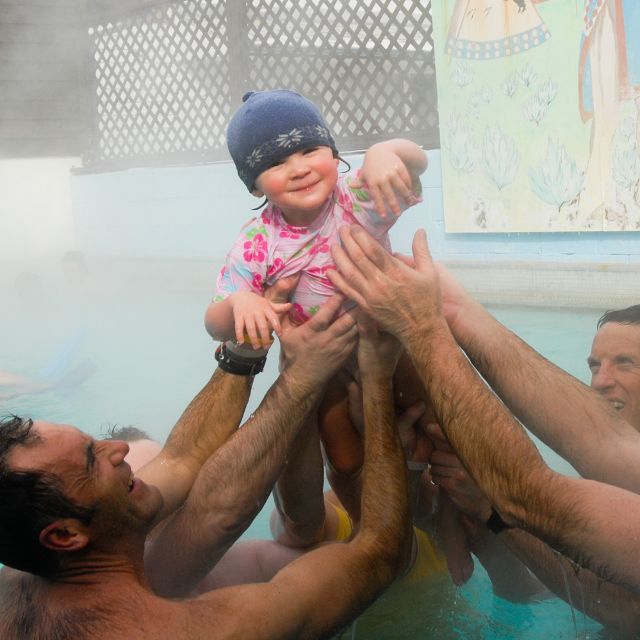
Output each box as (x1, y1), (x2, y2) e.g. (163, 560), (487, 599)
(205, 89), (473, 584)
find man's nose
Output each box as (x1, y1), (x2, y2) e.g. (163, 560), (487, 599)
(109, 440), (130, 464)
(592, 362), (615, 390)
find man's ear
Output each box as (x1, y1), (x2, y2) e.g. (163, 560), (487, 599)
(39, 519), (90, 552)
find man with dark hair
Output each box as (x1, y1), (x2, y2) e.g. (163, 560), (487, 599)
(0, 297), (413, 640)
(589, 303), (640, 431)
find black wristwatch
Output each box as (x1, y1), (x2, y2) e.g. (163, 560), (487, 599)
(215, 342), (267, 376)
(486, 507), (512, 535)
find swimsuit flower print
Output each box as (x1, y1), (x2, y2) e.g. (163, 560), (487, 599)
(267, 258), (285, 279)
(308, 264), (335, 287)
(289, 303), (310, 325)
(309, 235), (330, 256)
(251, 272), (264, 292)
(243, 233), (268, 263)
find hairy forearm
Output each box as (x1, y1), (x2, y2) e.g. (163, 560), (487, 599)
(403, 320), (572, 538)
(504, 529), (640, 636)
(359, 373), (412, 574)
(140, 368), (252, 521)
(162, 367), (251, 465)
(450, 301), (640, 491)
(262, 374), (410, 639)
(404, 320), (640, 592)
(146, 368), (323, 596)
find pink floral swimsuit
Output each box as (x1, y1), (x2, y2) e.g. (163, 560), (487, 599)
(215, 170), (422, 324)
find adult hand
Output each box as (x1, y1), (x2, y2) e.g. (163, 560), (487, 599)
(427, 423), (492, 523)
(279, 294), (358, 386)
(328, 226), (444, 342)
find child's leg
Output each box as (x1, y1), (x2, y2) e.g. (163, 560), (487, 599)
(270, 413), (326, 548)
(318, 375), (364, 526)
(436, 491), (475, 585)
(394, 351), (474, 585)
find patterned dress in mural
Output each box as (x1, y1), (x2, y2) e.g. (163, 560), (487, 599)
(579, 0), (640, 121)
(445, 0), (550, 60)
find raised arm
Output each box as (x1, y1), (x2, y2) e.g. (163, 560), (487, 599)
(356, 139), (428, 217)
(186, 314), (412, 639)
(136, 366), (252, 524)
(435, 263), (640, 492)
(328, 225), (640, 593)
(145, 295), (359, 597)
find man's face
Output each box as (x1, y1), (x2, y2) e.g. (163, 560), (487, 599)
(8, 421), (163, 536)
(588, 322), (640, 431)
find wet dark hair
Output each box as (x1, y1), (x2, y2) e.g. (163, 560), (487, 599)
(103, 424), (152, 442)
(0, 415), (94, 576)
(597, 304), (640, 330)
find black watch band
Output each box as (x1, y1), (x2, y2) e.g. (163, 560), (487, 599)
(215, 342), (267, 376)
(486, 508), (512, 535)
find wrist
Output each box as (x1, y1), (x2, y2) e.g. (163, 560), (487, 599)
(215, 340), (268, 376)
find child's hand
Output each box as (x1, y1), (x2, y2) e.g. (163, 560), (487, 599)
(231, 291), (290, 349)
(354, 145), (415, 217)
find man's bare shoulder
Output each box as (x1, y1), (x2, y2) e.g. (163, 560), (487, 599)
(0, 567), (170, 640)
(0, 567), (245, 640)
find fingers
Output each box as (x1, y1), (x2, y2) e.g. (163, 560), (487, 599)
(329, 227), (390, 303)
(264, 273), (300, 303)
(430, 449), (462, 470)
(397, 401), (427, 434)
(411, 229), (433, 274)
(424, 423), (454, 452)
(306, 293), (344, 331)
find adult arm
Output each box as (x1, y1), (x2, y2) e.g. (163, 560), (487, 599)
(427, 423), (549, 602)
(435, 263), (640, 491)
(184, 315), (412, 639)
(502, 529), (640, 637)
(328, 225), (640, 593)
(136, 366), (252, 524)
(145, 295), (359, 596)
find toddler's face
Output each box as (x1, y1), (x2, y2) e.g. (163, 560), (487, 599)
(253, 146), (339, 226)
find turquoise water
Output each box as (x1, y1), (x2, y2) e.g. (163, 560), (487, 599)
(0, 275), (609, 638)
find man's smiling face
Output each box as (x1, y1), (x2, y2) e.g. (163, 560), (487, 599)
(588, 322), (640, 431)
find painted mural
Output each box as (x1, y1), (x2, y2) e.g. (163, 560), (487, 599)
(432, 0), (640, 232)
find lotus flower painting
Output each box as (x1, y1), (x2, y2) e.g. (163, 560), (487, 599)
(431, 0), (640, 231)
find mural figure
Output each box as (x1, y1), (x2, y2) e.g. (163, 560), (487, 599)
(446, 0), (550, 60)
(578, 0), (640, 222)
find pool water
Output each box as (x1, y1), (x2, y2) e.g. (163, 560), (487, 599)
(0, 270), (609, 639)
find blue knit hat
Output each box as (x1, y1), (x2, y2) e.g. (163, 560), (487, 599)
(226, 90), (338, 191)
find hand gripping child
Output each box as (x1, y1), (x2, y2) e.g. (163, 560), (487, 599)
(205, 89), (473, 585)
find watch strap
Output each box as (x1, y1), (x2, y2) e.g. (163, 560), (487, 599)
(215, 342), (267, 376)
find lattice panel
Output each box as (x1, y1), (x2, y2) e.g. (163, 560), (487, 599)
(83, 0), (437, 171)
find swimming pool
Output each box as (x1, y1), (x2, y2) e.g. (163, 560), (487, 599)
(0, 263), (607, 639)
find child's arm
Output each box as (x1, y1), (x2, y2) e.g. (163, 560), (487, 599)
(355, 139), (428, 217)
(205, 291), (290, 349)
